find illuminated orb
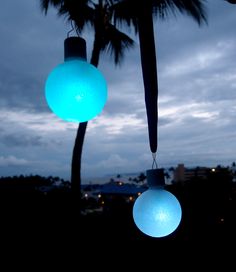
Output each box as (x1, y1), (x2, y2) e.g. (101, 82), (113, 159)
(45, 59), (107, 122)
(133, 188), (182, 238)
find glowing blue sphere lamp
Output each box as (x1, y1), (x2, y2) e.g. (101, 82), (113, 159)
(133, 168), (182, 238)
(45, 37), (108, 122)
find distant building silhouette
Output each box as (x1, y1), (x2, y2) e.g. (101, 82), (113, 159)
(81, 180), (147, 215)
(173, 164), (210, 183)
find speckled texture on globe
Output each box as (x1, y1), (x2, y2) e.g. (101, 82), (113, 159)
(45, 59), (107, 122)
(133, 188), (182, 238)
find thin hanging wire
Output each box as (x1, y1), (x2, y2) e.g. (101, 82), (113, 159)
(67, 20), (79, 37)
(152, 152), (158, 169)
(75, 22), (80, 36)
(67, 21), (74, 37)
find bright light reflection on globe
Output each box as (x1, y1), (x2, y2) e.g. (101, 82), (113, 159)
(133, 188), (182, 238)
(45, 59), (107, 122)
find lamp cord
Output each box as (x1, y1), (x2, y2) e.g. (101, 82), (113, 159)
(67, 21), (80, 37)
(152, 152), (158, 169)
(67, 21), (74, 37)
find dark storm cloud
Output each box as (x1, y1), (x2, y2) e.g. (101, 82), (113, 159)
(0, 1), (67, 114)
(1, 133), (44, 148)
(156, 0), (236, 62)
(158, 116), (174, 127)
(0, 69), (47, 112)
(1, 0), (236, 180)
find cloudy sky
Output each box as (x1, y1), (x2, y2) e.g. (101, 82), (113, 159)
(0, 0), (236, 183)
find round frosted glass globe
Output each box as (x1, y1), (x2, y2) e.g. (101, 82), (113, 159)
(133, 188), (182, 238)
(45, 59), (107, 122)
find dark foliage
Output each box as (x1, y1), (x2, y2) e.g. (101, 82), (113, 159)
(80, 167), (236, 246)
(1, 170), (236, 257)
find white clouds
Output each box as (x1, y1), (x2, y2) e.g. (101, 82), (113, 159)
(1, 1), (236, 181)
(96, 154), (128, 168)
(88, 113), (146, 136)
(82, 153), (151, 178)
(0, 155), (28, 167)
(159, 101), (220, 126)
(0, 105), (146, 138)
(82, 154), (129, 177)
(191, 110), (218, 121)
(162, 42), (231, 78)
(0, 108), (77, 133)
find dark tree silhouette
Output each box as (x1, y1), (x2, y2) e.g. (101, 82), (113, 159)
(225, 0), (236, 4)
(40, 0), (134, 211)
(138, 172), (146, 184)
(113, 0), (207, 155)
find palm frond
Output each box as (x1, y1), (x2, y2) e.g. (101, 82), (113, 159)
(59, 0), (94, 33)
(40, 0), (63, 15)
(113, 0), (207, 30)
(152, 0), (207, 25)
(112, 0), (139, 33)
(102, 24), (135, 65)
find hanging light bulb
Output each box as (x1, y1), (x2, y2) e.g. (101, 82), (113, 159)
(133, 168), (182, 238)
(45, 37), (108, 122)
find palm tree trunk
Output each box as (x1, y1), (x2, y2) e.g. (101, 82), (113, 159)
(91, 41), (100, 67)
(137, 5), (158, 154)
(71, 121), (87, 213)
(91, 32), (102, 67)
(70, 35), (101, 214)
